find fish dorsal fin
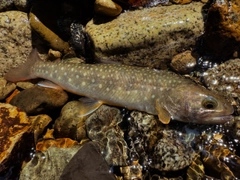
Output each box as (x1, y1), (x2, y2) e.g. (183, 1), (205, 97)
(155, 99), (171, 124)
(78, 97), (103, 117)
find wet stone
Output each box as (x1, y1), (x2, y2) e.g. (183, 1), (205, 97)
(202, 59), (240, 112)
(54, 101), (88, 141)
(0, 0), (14, 12)
(0, 103), (32, 173)
(30, 114), (52, 143)
(20, 145), (81, 180)
(85, 105), (128, 166)
(94, 0), (122, 16)
(86, 2), (204, 69)
(151, 130), (195, 171)
(0, 77), (16, 101)
(170, 50), (197, 74)
(0, 11), (32, 78)
(9, 86), (68, 115)
(60, 142), (116, 180)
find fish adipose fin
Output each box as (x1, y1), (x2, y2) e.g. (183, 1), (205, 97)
(5, 48), (40, 82)
(155, 99), (171, 124)
(78, 97), (103, 117)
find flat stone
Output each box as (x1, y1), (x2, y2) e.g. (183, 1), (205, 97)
(86, 2), (204, 69)
(0, 11), (31, 78)
(9, 86), (68, 115)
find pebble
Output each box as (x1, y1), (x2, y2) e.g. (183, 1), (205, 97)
(94, 0), (122, 16)
(54, 101), (88, 141)
(0, 11), (31, 77)
(86, 2), (204, 69)
(0, 103), (32, 172)
(170, 50), (197, 74)
(16, 81), (34, 90)
(9, 86), (68, 115)
(0, 77), (16, 100)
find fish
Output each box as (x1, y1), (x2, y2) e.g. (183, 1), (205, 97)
(5, 49), (233, 124)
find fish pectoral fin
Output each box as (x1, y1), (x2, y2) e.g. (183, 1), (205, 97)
(37, 80), (62, 90)
(155, 99), (171, 124)
(78, 97), (103, 117)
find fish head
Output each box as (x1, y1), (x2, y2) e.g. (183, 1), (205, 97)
(166, 83), (234, 124)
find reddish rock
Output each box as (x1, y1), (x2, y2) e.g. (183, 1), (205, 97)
(0, 103), (32, 173)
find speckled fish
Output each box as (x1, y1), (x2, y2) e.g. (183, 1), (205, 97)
(5, 49), (233, 124)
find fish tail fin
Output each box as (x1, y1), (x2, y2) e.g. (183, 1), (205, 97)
(5, 48), (41, 82)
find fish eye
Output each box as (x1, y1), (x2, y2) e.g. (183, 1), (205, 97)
(202, 97), (218, 109)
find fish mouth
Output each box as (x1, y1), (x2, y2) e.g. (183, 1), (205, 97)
(205, 115), (233, 124)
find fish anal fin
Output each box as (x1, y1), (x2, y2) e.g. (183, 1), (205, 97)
(37, 80), (62, 90)
(156, 99), (171, 124)
(78, 97), (103, 117)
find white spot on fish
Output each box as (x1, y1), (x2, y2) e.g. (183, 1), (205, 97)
(83, 73), (87, 76)
(64, 72), (67, 76)
(76, 75), (79, 79)
(99, 84), (102, 88)
(92, 79), (95, 83)
(82, 82), (86, 86)
(61, 67), (64, 71)
(71, 68), (74, 72)
(106, 88), (110, 91)
(152, 95), (155, 98)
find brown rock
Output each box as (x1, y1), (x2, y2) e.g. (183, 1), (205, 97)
(0, 103), (32, 172)
(10, 86), (68, 115)
(94, 0), (122, 16)
(54, 101), (88, 141)
(0, 11), (32, 77)
(170, 50), (196, 74)
(202, 0), (240, 59)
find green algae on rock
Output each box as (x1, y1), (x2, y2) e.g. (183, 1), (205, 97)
(86, 2), (205, 69)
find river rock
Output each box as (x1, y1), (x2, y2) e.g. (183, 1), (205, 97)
(60, 142), (116, 180)
(86, 2), (205, 69)
(20, 145), (81, 180)
(0, 11), (32, 78)
(170, 50), (197, 74)
(0, 103), (32, 173)
(54, 101), (88, 141)
(86, 105), (128, 166)
(9, 86), (68, 115)
(202, 0), (240, 59)
(0, 77), (16, 100)
(94, 0), (122, 16)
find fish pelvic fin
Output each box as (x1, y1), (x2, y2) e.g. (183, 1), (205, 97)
(155, 99), (171, 124)
(78, 97), (103, 117)
(5, 48), (40, 82)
